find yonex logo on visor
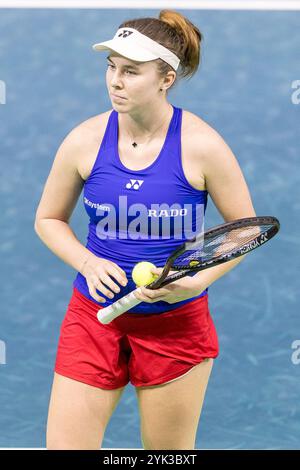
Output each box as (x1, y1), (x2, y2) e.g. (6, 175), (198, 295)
(118, 30), (134, 38)
(93, 27), (180, 71)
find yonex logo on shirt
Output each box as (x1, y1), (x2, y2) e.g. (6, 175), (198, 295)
(118, 30), (134, 39)
(126, 179), (144, 190)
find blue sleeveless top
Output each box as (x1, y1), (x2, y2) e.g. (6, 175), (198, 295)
(73, 104), (209, 314)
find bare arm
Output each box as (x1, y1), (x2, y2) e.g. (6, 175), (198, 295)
(34, 127), (91, 274)
(193, 131), (256, 289)
(34, 124), (128, 302)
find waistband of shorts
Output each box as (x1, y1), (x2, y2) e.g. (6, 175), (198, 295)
(72, 286), (208, 318)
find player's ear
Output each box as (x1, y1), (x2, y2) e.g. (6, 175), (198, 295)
(163, 70), (176, 91)
(158, 70), (176, 93)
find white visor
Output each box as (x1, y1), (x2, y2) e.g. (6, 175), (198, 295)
(92, 27), (180, 71)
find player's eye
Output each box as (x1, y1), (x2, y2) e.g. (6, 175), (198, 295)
(106, 64), (136, 75)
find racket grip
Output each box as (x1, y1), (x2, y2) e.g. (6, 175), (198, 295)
(97, 288), (142, 324)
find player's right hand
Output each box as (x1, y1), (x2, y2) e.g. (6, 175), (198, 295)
(81, 254), (128, 303)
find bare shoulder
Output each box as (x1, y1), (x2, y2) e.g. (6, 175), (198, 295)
(182, 109), (225, 147)
(181, 109), (256, 220)
(72, 110), (111, 138)
(66, 110), (113, 180)
(181, 110), (228, 191)
(181, 109), (236, 169)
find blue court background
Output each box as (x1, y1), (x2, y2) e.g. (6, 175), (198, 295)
(0, 7), (299, 449)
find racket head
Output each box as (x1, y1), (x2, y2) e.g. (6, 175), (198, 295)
(148, 216), (280, 289)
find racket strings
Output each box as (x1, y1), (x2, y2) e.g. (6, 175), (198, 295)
(172, 223), (273, 269)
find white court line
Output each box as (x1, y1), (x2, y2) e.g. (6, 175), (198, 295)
(0, 1), (300, 10)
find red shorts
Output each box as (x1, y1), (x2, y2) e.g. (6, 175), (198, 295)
(54, 287), (219, 389)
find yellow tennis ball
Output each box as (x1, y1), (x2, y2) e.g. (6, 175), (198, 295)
(132, 262), (158, 287)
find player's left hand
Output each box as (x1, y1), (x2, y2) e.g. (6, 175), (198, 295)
(134, 267), (204, 304)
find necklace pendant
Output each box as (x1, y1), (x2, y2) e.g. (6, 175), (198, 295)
(132, 142), (138, 148)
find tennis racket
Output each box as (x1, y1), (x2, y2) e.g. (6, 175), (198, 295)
(97, 216), (280, 324)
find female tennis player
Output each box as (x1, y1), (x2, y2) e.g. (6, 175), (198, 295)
(35, 10), (256, 450)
